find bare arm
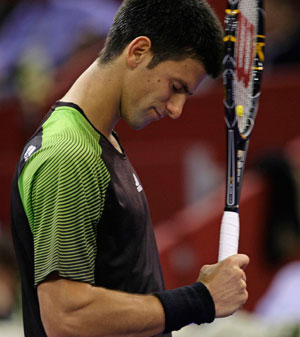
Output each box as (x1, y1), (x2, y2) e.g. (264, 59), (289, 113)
(37, 273), (165, 337)
(38, 254), (249, 337)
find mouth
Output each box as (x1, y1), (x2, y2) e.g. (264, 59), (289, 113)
(153, 108), (165, 120)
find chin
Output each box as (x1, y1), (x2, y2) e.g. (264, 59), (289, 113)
(128, 119), (152, 131)
(131, 124), (147, 131)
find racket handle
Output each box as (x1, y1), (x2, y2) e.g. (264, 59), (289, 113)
(218, 211), (240, 262)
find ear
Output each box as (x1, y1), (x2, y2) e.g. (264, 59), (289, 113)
(126, 36), (152, 69)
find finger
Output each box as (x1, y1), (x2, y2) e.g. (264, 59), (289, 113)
(236, 268), (247, 282)
(242, 289), (248, 305)
(240, 279), (247, 291)
(200, 264), (211, 273)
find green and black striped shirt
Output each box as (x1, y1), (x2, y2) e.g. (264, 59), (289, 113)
(11, 102), (168, 337)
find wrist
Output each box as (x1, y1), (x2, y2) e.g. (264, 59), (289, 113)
(154, 282), (215, 333)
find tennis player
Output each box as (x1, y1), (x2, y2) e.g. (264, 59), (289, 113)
(10, 1), (249, 336)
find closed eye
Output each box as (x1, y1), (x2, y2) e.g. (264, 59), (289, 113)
(172, 84), (184, 93)
(172, 82), (193, 96)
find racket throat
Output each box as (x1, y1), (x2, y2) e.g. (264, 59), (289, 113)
(226, 129), (238, 209)
(225, 128), (249, 211)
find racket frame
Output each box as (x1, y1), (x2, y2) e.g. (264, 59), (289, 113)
(223, 0), (265, 212)
(218, 0), (265, 261)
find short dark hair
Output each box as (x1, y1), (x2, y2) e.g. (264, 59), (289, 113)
(98, 0), (224, 78)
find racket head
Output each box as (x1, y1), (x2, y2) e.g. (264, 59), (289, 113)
(223, 0), (265, 139)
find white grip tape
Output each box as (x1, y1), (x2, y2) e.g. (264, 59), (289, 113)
(218, 211), (240, 262)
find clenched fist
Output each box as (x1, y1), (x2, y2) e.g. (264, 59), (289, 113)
(198, 254), (249, 318)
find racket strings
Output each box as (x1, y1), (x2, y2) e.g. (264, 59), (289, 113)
(234, 0), (259, 136)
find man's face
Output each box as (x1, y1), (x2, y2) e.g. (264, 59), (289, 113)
(120, 56), (206, 129)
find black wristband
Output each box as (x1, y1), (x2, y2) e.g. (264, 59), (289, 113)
(154, 282), (215, 333)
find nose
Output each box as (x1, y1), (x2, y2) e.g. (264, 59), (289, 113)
(166, 94), (186, 119)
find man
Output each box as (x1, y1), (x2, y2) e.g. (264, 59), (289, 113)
(10, 0), (249, 336)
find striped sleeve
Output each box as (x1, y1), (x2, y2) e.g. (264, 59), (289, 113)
(20, 137), (110, 287)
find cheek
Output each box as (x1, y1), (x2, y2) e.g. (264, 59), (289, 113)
(131, 77), (171, 109)
(152, 83), (171, 103)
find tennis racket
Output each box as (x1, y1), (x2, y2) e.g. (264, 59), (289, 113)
(218, 0), (265, 261)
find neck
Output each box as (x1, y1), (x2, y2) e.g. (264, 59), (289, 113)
(61, 60), (123, 138)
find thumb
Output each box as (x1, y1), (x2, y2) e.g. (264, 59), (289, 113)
(231, 254), (250, 270)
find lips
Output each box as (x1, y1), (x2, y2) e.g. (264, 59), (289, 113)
(153, 108), (165, 119)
